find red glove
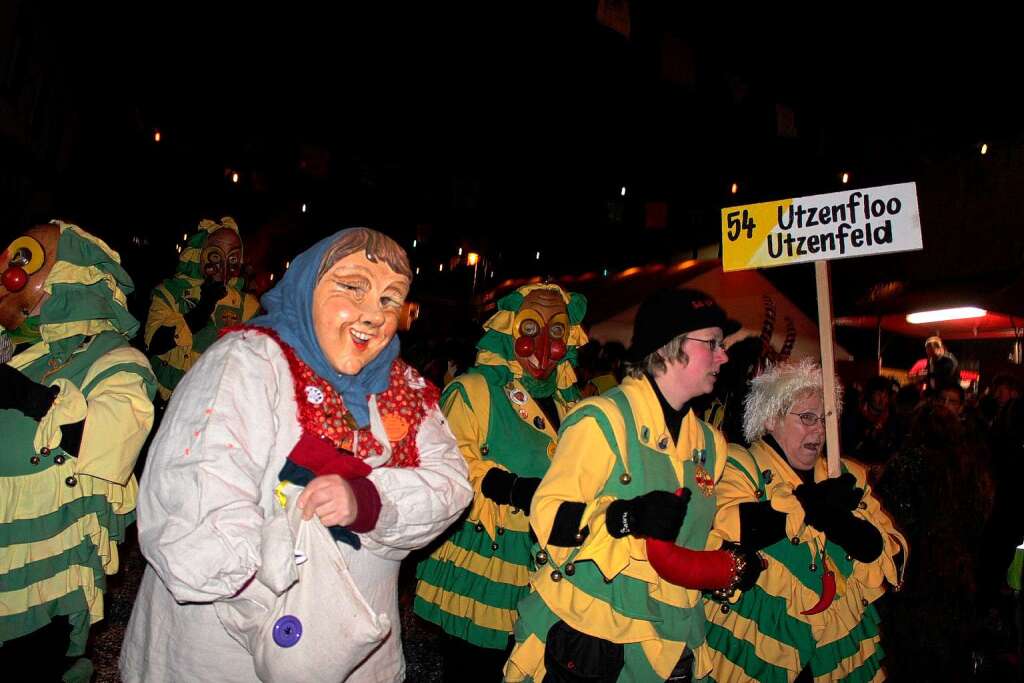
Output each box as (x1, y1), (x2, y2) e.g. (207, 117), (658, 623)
(287, 432), (372, 480)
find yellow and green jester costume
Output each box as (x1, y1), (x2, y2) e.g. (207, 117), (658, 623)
(415, 284), (588, 650)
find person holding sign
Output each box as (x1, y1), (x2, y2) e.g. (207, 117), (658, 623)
(704, 359), (907, 682)
(504, 289), (763, 683)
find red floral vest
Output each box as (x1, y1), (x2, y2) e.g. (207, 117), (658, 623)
(239, 326), (439, 468)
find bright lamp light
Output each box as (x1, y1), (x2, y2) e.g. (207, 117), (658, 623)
(906, 307), (987, 324)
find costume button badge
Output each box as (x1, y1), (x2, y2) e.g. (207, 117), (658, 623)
(65, 476), (77, 488)
(564, 562), (576, 576)
(40, 447), (51, 456)
(534, 416), (545, 430)
(536, 550), (549, 565)
(550, 570), (563, 582)
(619, 473), (632, 485)
(30, 456), (40, 465)
(657, 436), (669, 450)
(304, 386), (325, 405)
(54, 454), (66, 465)
(273, 615), (303, 648)
(640, 426), (650, 443)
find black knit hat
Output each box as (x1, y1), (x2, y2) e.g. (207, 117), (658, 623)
(628, 289), (741, 362)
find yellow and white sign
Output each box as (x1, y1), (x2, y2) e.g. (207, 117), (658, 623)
(721, 182), (923, 272)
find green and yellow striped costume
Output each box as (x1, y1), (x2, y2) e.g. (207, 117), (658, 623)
(506, 374), (728, 681)
(704, 441), (908, 682)
(143, 218), (259, 401)
(415, 284), (587, 649)
(0, 222), (156, 659)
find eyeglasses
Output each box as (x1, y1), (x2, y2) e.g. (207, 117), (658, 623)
(683, 337), (727, 352)
(790, 411), (831, 427)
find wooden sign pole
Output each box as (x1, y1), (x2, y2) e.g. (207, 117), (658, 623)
(815, 261), (842, 478)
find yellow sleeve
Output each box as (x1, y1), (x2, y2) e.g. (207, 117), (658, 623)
(73, 348), (156, 486)
(145, 285), (192, 350)
(846, 460), (909, 589)
(531, 401), (648, 581)
(241, 292), (262, 321)
(441, 375), (503, 537)
(707, 444), (760, 549)
(33, 378), (88, 452)
(710, 426), (729, 484)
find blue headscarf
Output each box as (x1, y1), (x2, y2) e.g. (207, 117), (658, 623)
(249, 229), (401, 429)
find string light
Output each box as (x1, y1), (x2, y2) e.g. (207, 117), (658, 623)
(981, 143), (988, 155)
(730, 183), (738, 194)
(154, 130), (161, 143)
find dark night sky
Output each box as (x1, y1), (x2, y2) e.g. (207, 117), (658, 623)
(3, 4), (1023, 367)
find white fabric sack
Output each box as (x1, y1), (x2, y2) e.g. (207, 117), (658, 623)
(215, 488), (392, 682)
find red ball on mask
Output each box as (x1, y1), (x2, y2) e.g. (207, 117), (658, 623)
(515, 335), (535, 358)
(2, 266), (28, 292)
(549, 339), (566, 360)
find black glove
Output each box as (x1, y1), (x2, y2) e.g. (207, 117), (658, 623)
(184, 279), (227, 332)
(723, 542), (766, 592)
(820, 514), (884, 563)
(0, 364), (59, 420)
(481, 467), (516, 505)
(510, 476), (542, 515)
(794, 473), (863, 529)
(148, 325), (178, 356)
(606, 489), (691, 541)
(738, 501), (788, 550)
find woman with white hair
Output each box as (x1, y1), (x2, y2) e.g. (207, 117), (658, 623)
(704, 359), (906, 682)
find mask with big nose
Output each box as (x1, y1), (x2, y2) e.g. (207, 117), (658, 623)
(513, 289), (569, 380)
(200, 228), (243, 284)
(0, 224), (59, 331)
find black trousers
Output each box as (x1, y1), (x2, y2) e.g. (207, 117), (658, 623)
(442, 633), (514, 683)
(0, 615), (76, 682)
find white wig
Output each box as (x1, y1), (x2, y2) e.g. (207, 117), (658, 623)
(742, 358), (843, 443)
